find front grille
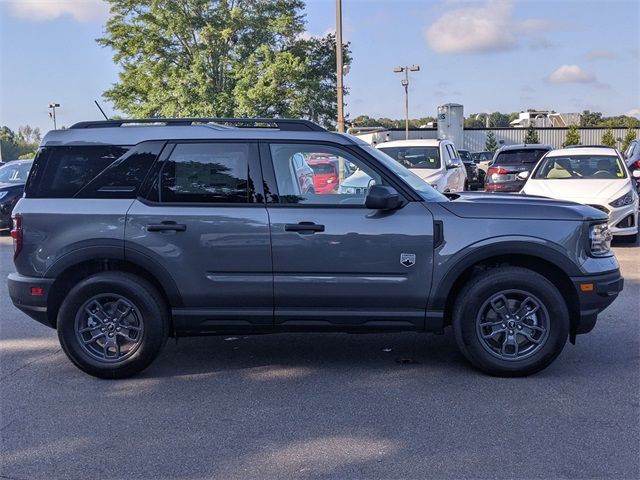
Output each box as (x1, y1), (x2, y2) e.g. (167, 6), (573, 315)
(588, 204), (609, 214)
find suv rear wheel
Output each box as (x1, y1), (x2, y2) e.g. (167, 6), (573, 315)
(57, 272), (169, 379)
(452, 266), (569, 377)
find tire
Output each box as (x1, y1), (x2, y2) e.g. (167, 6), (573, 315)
(57, 272), (169, 379)
(452, 266), (569, 377)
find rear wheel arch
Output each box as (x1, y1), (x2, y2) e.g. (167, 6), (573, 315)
(47, 256), (180, 333)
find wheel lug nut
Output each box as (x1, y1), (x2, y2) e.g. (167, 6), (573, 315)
(108, 333), (113, 337)
(501, 323), (506, 328)
(101, 328), (105, 332)
(509, 330), (514, 335)
(518, 325), (522, 330)
(116, 327), (121, 331)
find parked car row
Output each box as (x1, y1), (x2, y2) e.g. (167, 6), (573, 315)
(0, 159), (33, 231)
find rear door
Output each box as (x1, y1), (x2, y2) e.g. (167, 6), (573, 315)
(125, 141), (273, 332)
(262, 142), (434, 330)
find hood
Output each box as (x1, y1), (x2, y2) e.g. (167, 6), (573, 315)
(0, 182), (25, 191)
(341, 169), (373, 187)
(410, 169), (443, 183)
(522, 179), (630, 204)
(441, 191), (607, 221)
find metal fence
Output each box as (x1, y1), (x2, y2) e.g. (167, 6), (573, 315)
(359, 127), (639, 151)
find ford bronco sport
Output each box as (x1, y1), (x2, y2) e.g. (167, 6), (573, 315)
(7, 118), (623, 378)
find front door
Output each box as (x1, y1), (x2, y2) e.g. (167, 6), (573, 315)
(262, 142), (434, 330)
(125, 141), (272, 332)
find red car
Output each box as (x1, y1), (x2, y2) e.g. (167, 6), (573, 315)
(308, 155), (340, 194)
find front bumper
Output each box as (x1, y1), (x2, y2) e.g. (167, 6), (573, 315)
(7, 273), (56, 328)
(570, 269), (623, 335)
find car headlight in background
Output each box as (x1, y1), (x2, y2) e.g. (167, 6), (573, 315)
(609, 191), (635, 208)
(0, 191), (8, 201)
(589, 223), (613, 256)
(339, 186), (356, 194)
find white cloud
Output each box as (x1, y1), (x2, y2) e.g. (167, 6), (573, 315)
(547, 65), (595, 84)
(6, 0), (108, 22)
(425, 0), (553, 55)
(626, 108), (640, 119)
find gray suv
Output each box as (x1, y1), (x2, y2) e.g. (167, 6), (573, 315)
(7, 118), (623, 378)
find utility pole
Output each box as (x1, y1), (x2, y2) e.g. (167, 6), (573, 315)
(393, 65), (420, 139)
(48, 103), (60, 130)
(335, 0), (344, 133)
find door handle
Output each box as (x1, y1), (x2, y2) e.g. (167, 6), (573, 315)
(284, 222), (325, 233)
(147, 221), (187, 232)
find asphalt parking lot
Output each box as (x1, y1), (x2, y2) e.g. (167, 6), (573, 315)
(0, 235), (638, 480)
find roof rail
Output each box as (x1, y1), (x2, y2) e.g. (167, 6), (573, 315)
(69, 117), (326, 132)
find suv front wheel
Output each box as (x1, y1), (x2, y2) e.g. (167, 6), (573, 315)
(452, 266), (569, 377)
(57, 272), (169, 379)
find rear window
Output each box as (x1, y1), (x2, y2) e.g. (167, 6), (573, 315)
(26, 146), (129, 198)
(494, 149), (548, 165)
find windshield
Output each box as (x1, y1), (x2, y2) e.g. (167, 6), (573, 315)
(494, 149), (548, 165)
(377, 146), (441, 169)
(0, 161), (33, 184)
(459, 150), (473, 162)
(533, 155), (627, 180)
(309, 163), (336, 175)
(364, 146), (448, 202)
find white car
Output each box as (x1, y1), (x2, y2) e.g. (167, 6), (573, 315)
(340, 139), (467, 194)
(520, 147), (640, 242)
(375, 140), (467, 193)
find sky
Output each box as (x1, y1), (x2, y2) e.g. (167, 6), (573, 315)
(1, 0), (639, 134)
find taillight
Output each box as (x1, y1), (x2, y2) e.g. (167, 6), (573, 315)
(487, 167), (508, 176)
(10, 214), (23, 259)
(634, 160), (640, 168)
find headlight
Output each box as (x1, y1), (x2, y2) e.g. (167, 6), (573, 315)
(589, 223), (613, 256)
(609, 191), (635, 208)
(0, 191), (7, 201)
(339, 186), (356, 194)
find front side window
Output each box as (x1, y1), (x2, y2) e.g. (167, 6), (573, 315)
(157, 143), (251, 203)
(377, 146), (441, 169)
(533, 155), (626, 180)
(269, 144), (381, 206)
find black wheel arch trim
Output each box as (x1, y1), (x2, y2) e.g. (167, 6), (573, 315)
(44, 241), (183, 308)
(429, 238), (583, 310)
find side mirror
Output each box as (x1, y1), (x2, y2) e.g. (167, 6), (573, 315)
(517, 171), (530, 180)
(365, 185), (402, 211)
(632, 170), (640, 179)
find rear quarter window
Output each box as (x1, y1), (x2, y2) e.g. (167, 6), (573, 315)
(26, 146), (129, 198)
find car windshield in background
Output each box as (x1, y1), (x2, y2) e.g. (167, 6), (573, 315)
(377, 146), (441, 169)
(0, 161), (33, 184)
(494, 149), (548, 165)
(459, 151), (473, 162)
(364, 146), (448, 202)
(533, 155), (626, 180)
(309, 163), (335, 175)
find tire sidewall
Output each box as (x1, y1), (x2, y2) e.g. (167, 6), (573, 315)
(57, 273), (167, 379)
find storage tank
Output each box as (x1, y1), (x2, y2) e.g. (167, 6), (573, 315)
(437, 103), (464, 149)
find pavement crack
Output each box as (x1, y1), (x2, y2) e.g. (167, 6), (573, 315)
(0, 348), (61, 382)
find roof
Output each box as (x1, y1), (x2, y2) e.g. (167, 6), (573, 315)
(376, 139), (448, 148)
(546, 147), (619, 157)
(498, 143), (553, 151)
(39, 118), (366, 147)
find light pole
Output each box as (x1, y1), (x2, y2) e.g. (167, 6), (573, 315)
(335, 0), (344, 133)
(393, 65), (420, 139)
(48, 103), (60, 130)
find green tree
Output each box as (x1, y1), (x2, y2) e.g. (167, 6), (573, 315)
(524, 123), (540, 144)
(621, 121), (637, 152)
(489, 112), (510, 127)
(564, 124), (581, 147)
(485, 131), (498, 152)
(0, 126), (40, 160)
(601, 128), (616, 147)
(98, 0), (350, 128)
